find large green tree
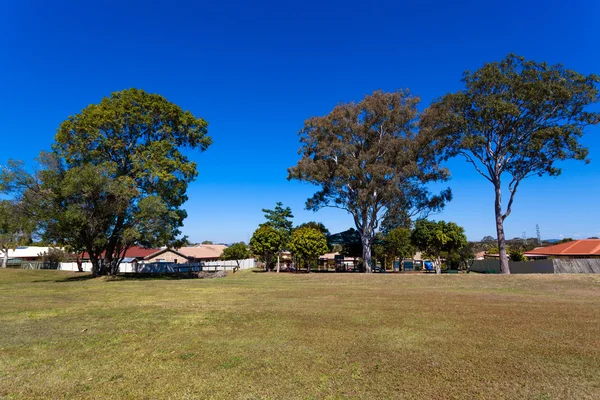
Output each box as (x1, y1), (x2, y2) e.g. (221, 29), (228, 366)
(411, 220), (468, 274)
(288, 227), (329, 272)
(424, 54), (600, 274)
(249, 225), (282, 272)
(2, 89), (211, 276)
(288, 90), (451, 272)
(384, 227), (415, 267)
(261, 202), (294, 272)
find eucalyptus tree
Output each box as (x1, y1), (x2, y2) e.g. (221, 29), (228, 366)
(288, 90), (451, 272)
(424, 54), (600, 273)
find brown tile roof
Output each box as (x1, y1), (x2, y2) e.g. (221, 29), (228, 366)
(175, 245), (228, 259)
(525, 240), (600, 256)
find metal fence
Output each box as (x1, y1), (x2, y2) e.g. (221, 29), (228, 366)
(469, 258), (600, 274)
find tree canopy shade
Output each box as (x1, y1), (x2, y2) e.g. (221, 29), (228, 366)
(424, 54), (600, 274)
(2, 89), (211, 276)
(288, 90), (451, 272)
(411, 219), (468, 274)
(249, 225), (282, 272)
(288, 227), (329, 272)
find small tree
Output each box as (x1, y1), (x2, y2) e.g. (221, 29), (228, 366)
(411, 220), (468, 274)
(288, 90), (451, 272)
(509, 249), (526, 262)
(385, 227), (415, 268)
(288, 227), (329, 272)
(249, 225), (282, 272)
(261, 202), (294, 272)
(201, 240), (213, 245)
(219, 242), (250, 272)
(425, 54), (600, 274)
(0, 200), (31, 268)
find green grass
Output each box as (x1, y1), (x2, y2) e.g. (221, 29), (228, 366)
(1, 269), (600, 399)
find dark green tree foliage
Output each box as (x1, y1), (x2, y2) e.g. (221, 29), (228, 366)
(296, 221), (330, 236)
(288, 90), (451, 272)
(249, 225), (282, 272)
(424, 54), (600, 274)
(0, 200), (31, 268)
(384, 227), (415, 263)
(411, 220), (468, 274)
(6, 89), (211, 276)
(288, 227), (329, 272)
(220, 242), (250, 271)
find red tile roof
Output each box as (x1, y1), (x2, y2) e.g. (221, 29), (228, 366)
(83, 246), (160, 259)
(525, 240), (600, 256)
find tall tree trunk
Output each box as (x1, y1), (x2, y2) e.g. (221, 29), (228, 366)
(91, 257), (101, 277)
(361, 233), (373, 273)
(276, 254), (280, 273)
(76, 253), (83, 272)
(2, 248), (7, 268)
(494, 182), (511, 274)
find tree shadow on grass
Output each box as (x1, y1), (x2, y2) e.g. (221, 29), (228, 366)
(48, 272), (204, 283)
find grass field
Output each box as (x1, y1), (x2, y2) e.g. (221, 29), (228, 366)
(1, 269), (599, 399)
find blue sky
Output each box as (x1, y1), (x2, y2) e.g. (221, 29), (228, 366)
(2, 0), (599, 243)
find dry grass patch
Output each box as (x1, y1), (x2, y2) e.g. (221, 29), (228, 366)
(1, 269), (599, 399)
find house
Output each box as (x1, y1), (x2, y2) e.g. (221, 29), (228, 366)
(0, 246), (59, 261)
(524, 239), (600, 259)
(81, 246), (160, 263)
(144, 244), (228, 263)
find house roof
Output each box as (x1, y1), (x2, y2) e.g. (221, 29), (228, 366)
(524, 240), (600, 256)
(0, 246), (59, 259)
(82, 246), (160, 259)
(143, 248), (190, 260)
(173, 245), (228, 259)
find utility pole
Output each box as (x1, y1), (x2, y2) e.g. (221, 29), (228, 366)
(536, 224), (541, 246)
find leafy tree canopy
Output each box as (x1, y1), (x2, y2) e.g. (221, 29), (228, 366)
(411, 219), (468, 273)
(0, 200), (32, 267)
(424, 54), (599, 273)
(2, 89), (211, 276)
(220, 242), (250, 271)
(288, 90), (451, 272)
(249, 225), (282, 272)
(295, 221), (329, 237)
(288, 227), (329, 271)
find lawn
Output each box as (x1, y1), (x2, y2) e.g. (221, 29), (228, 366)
(1, 269), (599, 399)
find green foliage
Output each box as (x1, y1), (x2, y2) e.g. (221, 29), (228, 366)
(261, 202), (294, 251)
(249, 225), (282, 271)
(288, 227), (329, 271)
(288, 90), (451, 271)
(202, 240), (213, 244)
(296, 221), (329, 236)
(385, 227), (414, 261)
(509, 249), (526, 262)
(2, 89), (211, 276)
(220, 242), (250, 271)
(411, 220), (468, 265)
(424, 54), (600, 273)
(0, 200), (32, 267)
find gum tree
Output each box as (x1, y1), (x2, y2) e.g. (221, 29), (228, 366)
(288, 90), (451, 272)
(425, 54), (600, 273)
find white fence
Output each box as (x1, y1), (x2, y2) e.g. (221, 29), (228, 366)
(59, 258), (255, 273)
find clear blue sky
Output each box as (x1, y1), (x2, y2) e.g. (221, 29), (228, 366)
(2, 0), (599, 243)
